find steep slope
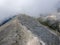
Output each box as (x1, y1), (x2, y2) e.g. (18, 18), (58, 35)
(0, 15), (60, 45)
(0, 16), (44, 45)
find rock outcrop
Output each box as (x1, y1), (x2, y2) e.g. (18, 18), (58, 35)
(0, 15), (60, 45)
(38, 15), (60, 32)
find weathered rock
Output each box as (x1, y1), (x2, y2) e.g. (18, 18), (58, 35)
(0, 15), (60, 45)
(38, 15), (60, 32)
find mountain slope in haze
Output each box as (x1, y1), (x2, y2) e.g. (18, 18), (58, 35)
(37, 13), (60, 33)
(0, 14), (60, 45)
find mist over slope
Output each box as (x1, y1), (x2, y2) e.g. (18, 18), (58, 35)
(0, 0), (59, 22)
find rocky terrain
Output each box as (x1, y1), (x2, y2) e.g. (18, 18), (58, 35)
(0, 14), (60, 45)
(37, 14), (60, 32)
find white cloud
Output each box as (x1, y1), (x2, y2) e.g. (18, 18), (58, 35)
(0, 0), (59, 22)
(0, 0), (6, 6)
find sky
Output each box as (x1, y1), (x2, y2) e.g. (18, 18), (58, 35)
(0, 0), (59, 22)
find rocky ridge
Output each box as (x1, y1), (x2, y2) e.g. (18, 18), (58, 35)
(0, 15), (60, 45)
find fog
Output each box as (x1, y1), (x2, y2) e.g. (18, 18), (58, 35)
(0, 0), (59, 22)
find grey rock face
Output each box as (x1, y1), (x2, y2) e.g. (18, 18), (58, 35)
(0, 15), (60, 45)
(38, 15), (60, 32)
